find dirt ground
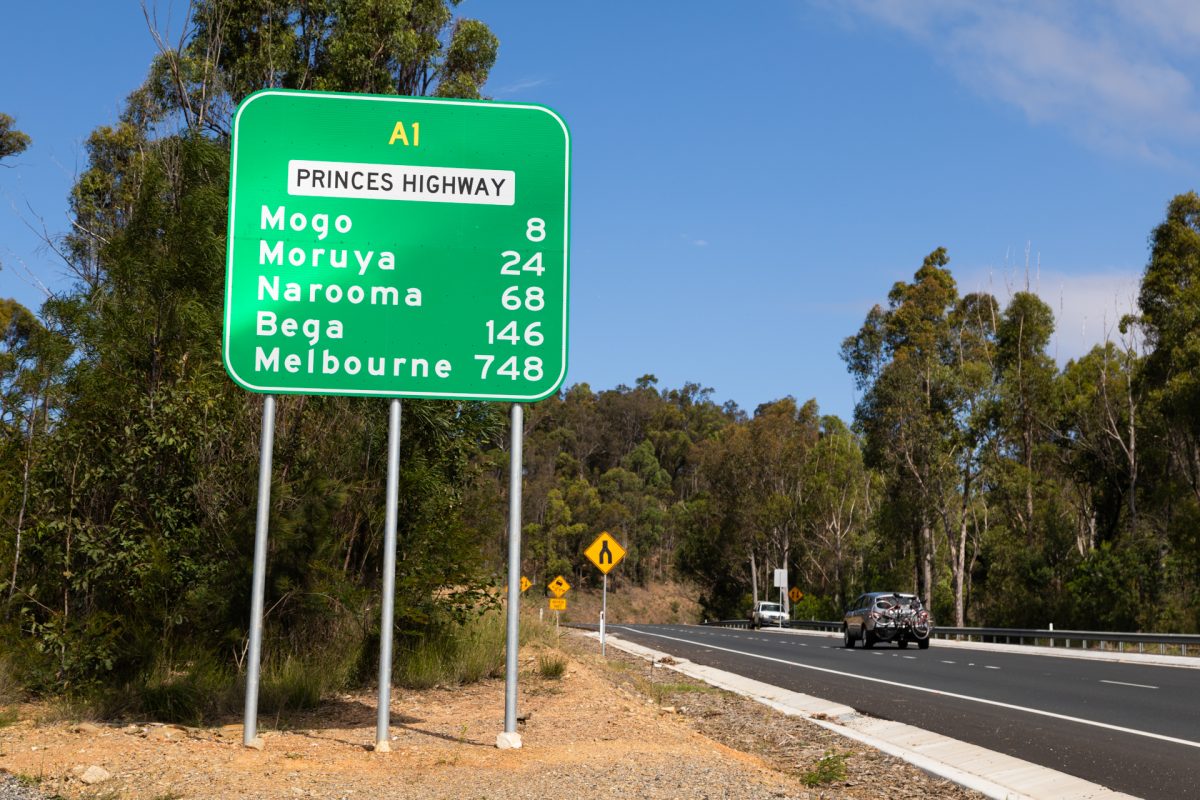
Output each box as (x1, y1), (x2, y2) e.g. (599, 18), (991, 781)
(0, 632), (981, 800)
(544, 579), (706, 627)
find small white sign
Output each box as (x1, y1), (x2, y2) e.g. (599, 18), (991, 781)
(288, 159), (516, 205)
(773, 568), (787, 589)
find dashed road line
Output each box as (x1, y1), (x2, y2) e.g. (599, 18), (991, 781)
(1100, 680), (1158, 689)
(612, 626), (1200, 751)
(600, 631), (1138, 800)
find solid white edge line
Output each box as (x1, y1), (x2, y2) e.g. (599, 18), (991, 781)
(615, 626), (1200, 752)
(596, 631), (1137, 800)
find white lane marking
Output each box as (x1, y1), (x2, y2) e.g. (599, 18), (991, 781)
(903, 656), (917, 660)
(985, 666), (1000, 670)
(614, 626), (1200, 751)
(941, 660), (956, 664)
(1101, 680), (1159, 690)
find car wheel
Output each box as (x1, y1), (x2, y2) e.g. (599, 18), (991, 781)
(918, 637), (930, 650)
(843, 625), (854, 648)
(863, 628), (875, 649)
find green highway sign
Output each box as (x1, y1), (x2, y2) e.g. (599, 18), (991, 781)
(223, 89), (570, 400)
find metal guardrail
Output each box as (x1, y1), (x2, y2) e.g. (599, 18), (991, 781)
(704, 618), (1200, 656)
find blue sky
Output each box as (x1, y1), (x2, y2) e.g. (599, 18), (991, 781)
(3, 2), (1199, 421)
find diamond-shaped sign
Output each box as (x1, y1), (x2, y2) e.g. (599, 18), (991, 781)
(584, 531), (626, 575)
(548, 575), (571, 598)
(520, 576), (532, 593)
(789, 587), (802, 603)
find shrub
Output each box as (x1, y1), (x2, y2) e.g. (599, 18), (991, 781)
(801, 751), (848, 787)
(537, 653), (566, 679)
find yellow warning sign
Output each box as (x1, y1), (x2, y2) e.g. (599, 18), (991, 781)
(789, 587), (803, 602)
(585, 531), (626, 575)
(520, 576), (532, 593)
(549, 598), (567, 611)
(548, 575), (571, 598)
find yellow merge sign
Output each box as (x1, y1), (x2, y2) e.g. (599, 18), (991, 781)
(548, 575), (571, 598)
(549, 598), (567, 611)
(585, 531), (626, 575)
(789, 587), (802, 603)
(520, 576), (532, 593)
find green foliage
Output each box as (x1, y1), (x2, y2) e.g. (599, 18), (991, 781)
(5, 4), (1200, 716)
(801, 751), (848, 787)
(394, 610), (507, 689)
(0, 113), (30, 161)
(537, 652), (566, 680)
(134, 654), (236, 725)
(632, 676), (718, 705)
(0, 2), (507, 702)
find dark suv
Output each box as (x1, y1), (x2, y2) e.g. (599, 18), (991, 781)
(843, 592), (932, 649)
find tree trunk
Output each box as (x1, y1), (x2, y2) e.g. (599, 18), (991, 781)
(749, 552), (758, 606)
(921, 521), (934, 609)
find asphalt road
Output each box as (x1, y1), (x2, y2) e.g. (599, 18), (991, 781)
(609, 624), (1200, 799)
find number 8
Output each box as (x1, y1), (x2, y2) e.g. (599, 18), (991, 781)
(526, 218), (545, 242)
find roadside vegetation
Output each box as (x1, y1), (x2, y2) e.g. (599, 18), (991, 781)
(1, 0), (1199, 718)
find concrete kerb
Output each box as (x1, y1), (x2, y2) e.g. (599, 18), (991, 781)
(588, 631), (1137, 800)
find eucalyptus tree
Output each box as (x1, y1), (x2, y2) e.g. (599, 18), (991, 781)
(1137, 192), (1200, 504)
(801, 416), (875, 610)
(0, 114), (30, 162)
(8, 2), (505, 693)
(993, 291), (1058, 542)
(842, 249), (997, 624)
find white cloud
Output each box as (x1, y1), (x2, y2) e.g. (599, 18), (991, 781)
(957, 266), (1142, 363)
(496, 77), (548, 96)
(844, 1), (1200, 161)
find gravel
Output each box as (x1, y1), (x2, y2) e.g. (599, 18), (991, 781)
(0, 774), (50, 800)
(0, 633), (982, 799)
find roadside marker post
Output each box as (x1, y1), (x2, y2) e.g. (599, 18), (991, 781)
(224, 89), (571, 752)
(773, 569), (787, 628)
(585, 532), (626, 655)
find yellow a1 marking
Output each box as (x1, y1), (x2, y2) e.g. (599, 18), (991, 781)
(549, 598), (567, 611)
(584, 531), (626, 574)
(520, 576), (532, 593)
(548, 575), (571, 598)
(387, 121), (420, 146)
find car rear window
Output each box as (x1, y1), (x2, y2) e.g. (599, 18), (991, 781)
(760, 603), (781, 612)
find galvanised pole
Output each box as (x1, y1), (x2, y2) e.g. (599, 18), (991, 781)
(502, 403), (524, 744)
(243, 394), (276, 748)
(375, 399), (402, 752)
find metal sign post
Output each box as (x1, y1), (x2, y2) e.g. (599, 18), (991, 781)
(243, 394), (276, 748)
(601, 573), (607, 655)
(499, 403), (524, 750)
(584, 532), (625, 657)
(374, 399), (402, 752)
